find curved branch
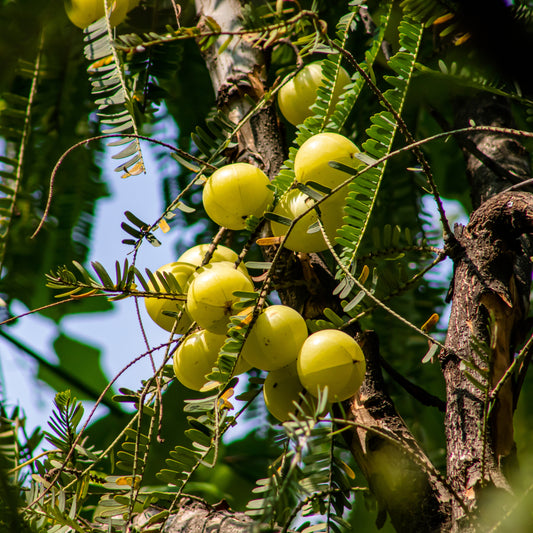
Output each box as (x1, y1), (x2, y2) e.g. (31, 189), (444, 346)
(340, 331), (453, 532)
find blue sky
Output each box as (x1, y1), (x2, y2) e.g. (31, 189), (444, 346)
(0, 137), (199, 436)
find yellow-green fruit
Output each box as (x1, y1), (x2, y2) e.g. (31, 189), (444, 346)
(269, 189), (344, 253)
(241, 305), (308, 371)
(65, 0), (129, 29)
(186, 262), (255, 334)
(144, 262), (195, 333)
(277, 61), (351, 126)
(173, 329), (249, 391)
(271, 132), (362, 252)
(202, 163), (273, 230)
(263, 363), (316, 422)
(177, 244), (248, 277)
(297, 329), (366, 402)
(294, 132), (362, 203)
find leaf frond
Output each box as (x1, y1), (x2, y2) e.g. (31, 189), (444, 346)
(84, 19), (145, 177)
(338, 15), (424, 267)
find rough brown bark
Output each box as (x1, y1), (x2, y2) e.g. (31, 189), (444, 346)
(441, 95), (533, 529)
(342, 97), (533, 533)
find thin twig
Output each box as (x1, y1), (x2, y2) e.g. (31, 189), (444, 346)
(0, 293), (104, 326)
(8, 449), (62, 474)
(341, 252), (447, 330)
(114, 10), (322, 52)
(24, 337), (184, 510)
(490, 329), (533, 402)
(318, 217), (446, 348)
(0, 329), (124, 415)
(31, 133), (216, 239)
(0, 32), (43, 271)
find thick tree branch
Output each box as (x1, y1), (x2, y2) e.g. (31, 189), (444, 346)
(135, 499), (285, 533)
(379, 354), (445, 412)
(341, 331), (453, 532)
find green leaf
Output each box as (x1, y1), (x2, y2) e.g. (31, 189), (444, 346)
(146, 233), (162, 247)
(232, 290), (259, 299)
(185, 428), (211, 447)
(264, 212), (292, 226)
(295, 182), (325, 202)
(71, 261), (98, 286)
(305, 181), (332, 195)
(343, 290), (365, 313)
(328, 160), (359, 175)
(461, 368), (488, 393)
(175, 201), (196, 214)
(353, 152), (378, 165)
(338, 17), (424, 264)
(124, 210), (148, 228)
(244, 261), (272, 269)
(306, 221), (321, 234)
(322, 308), (345, 327)
(91, 261), (115, 288)
(422, 343), (440, 364)
(171, 151), (201, 172)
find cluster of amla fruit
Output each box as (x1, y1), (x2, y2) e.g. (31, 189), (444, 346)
(200, 56), (361, 251)
(201, 130), (363, 254)
(145, 244), (366, 422)
(144, 61), (367, 420)
(63, 1), (367, 419)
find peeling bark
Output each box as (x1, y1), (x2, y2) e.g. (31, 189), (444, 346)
(195, 0), (283, 173)
(442, 191), (533, 529)
(441, 95), (533, 529)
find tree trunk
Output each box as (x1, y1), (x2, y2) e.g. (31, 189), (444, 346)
(193, 0), (339, 316)
(345, 95), (533, 533)
(441, 95), (533, 530)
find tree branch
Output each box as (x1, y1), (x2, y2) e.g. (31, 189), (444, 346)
(135, 498), (285, 533)
(379, 354), (445, 412)
(340, 331), (453, 532)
